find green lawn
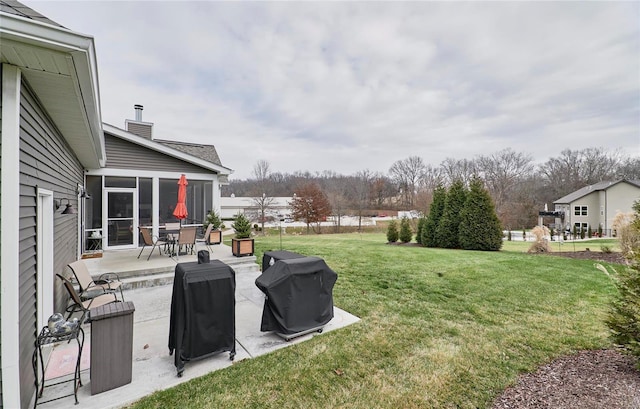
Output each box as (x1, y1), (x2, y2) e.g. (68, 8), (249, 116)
(131, 234), (622, 409)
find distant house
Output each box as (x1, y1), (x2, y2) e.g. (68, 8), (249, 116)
(552, 179), (640, 236)
(0, 2), (231, 406)
(220, 196), (293, 220)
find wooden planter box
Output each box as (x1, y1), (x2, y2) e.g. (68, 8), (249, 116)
(209, 230), (222, 245)
(231, 238), (254, 257)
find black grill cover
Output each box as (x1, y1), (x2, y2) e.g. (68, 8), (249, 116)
(168, 260), (235, 374)
(255, 256), (337, 335)
(261, 250), (305, 272)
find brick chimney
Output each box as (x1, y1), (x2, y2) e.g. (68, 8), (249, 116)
(125, 104), (153, 140)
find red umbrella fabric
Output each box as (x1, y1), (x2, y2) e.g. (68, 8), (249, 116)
(173, 174), (188, 220)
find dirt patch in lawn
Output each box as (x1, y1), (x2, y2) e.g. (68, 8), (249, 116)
(547, 250), (627, 265)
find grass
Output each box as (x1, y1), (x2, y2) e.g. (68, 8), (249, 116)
(131, 233), (623, 409)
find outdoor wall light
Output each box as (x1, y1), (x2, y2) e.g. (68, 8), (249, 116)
(54, 198), (77, 214)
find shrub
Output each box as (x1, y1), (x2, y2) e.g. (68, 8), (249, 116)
(600, 245), (613, 254)
(416, 217), (426, 245)
(507, 230), (512, 241)
(604, 200), (640, 367)
(527, 226), (551, 253)
(386, 220), (399, 243)
(423, 185), (446, 247)
(204, 210), (222, 230)
(232, 213), (252, 239)
(399, 217), (413, 243)
(613, 210), (640, 257)
(436, 180), (467, 249)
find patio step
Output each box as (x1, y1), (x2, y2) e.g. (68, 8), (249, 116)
(93, 256), (262, 291)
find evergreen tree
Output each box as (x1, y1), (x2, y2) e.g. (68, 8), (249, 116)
(204, 209), (222, 230)
(399, 217), (413, 243)
(232, 213), (252, 239)
(416, 217), (426, 245)
(422, 185), (446, 247)
(606, 200), (640, 367)
(458, 177), (503, 251)
(386, 220), (399, 243)
(436, 180), (467, 249)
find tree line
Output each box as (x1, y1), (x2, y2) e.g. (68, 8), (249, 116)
(223, 147), (640, 229)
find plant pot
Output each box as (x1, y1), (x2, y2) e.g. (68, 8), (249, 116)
(231, 238), (254, 257)
(209, 230), (222, 245)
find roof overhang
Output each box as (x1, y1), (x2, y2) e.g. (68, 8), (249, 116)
(0, 12), (105, 168)
(103, 123), (234, 176)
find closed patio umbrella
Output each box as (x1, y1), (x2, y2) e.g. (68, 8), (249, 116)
(173, 174), (188, 221)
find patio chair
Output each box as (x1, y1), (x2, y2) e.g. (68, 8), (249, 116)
(68, 260), (125, 302)
(195, 223), (214, 253)
(174, 226), (197, 259)
(139, 227), (168, 260)
(164, 222), (181, 241)
(57, 274), (119, 322)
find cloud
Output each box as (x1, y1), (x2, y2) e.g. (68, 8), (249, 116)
(26, 1), (640, 178)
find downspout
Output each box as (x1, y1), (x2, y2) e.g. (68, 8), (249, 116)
(604, 189), (607, 235)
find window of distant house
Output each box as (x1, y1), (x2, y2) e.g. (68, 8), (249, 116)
(581, 206), (587, 215)
(574, 205), (587, 216)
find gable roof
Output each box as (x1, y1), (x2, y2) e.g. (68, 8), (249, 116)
(0, 0), (105, 167)
(103, 123), (233, 176)
(156, 139), (222, 167)
(554, 179), (640, 204)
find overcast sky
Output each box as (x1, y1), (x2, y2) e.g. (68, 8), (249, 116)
(26, 1), (640, 180)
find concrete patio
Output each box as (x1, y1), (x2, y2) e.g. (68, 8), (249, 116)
(35, 243), (359, 409)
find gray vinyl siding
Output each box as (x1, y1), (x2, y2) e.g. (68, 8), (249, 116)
(126, 122), (152, 139)
(18, 80), (83, 409)
(104, 133), (211, 174)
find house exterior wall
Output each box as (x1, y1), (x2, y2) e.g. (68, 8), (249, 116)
(605, 182), (640, 232)
(104, 134), (206, 174)
(568, 191), (599, 232)
(16, 78), (84, 408)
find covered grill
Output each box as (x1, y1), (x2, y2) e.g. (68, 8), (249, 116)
(255, 256), (337, 339)
(168, 260), (236, 376)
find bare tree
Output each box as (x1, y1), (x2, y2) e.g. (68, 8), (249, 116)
(370, 173), (396, 208)
(250, 160), (276, 233)
(250, 193), (277, 233)
(538, 147), (624, 200)
(616, 156), (640, 179)
(389, 156), (426, 208)
(253, 159), (271, 182)
(350, 170), (374, 230)
(324, 175), (350, 233)
(439, 157), (477, 186)
(475, 149), (534, 223)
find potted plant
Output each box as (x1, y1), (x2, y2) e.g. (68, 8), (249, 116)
(204, 210), (223, 245)
(231, 213), (254, 257)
